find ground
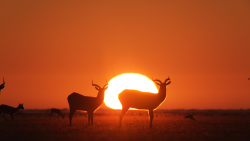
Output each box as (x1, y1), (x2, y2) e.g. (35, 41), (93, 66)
(0, 110), (250, 141)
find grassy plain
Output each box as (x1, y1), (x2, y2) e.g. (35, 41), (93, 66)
(0, 110), (250, 141)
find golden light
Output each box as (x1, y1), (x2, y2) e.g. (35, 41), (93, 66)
(104, 73), (158, 109)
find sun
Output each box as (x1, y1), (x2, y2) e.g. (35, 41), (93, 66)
(104, 73), (158, 109)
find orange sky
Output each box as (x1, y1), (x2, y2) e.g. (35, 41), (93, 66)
(0, 0), (250, 109)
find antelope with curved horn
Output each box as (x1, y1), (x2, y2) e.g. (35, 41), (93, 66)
(67, 80), (108, 126)
(118, 77), (171, 128)
(0, 78), (5, 93)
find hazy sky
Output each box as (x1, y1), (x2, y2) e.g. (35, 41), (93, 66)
(0, 0), (250, 109)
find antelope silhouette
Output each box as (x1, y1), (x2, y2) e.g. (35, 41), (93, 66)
(0, 78), (5, 93)
(49, 108), (64, 119)
(0, 103), (24, 121)
(67, 80), (108, 126)
(119, 77), (171, 128)
(185, 115), (195, 121)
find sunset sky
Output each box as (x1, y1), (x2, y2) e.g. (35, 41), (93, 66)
(0, 0), (249, 109)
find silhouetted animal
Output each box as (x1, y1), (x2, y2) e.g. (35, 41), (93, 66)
(248, 78), (250, 80)
(119, 77), (171, 128)
(185, 115), (195, 121)
(0, 104), (24, 121)
(0, 78), (5, 93)
(49, 108), (64, 119)
(67, 80), (108, 126)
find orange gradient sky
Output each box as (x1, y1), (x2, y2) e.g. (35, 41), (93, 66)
(0, 0), (250, 109)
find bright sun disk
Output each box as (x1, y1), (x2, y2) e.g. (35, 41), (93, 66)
(104, 73), (158, 109)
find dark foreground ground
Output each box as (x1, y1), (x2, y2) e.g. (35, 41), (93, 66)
(0, 110), (250, 141)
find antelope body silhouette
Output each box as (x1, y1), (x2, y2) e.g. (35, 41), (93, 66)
(0, 104), (24, 121)
(67, 81), (108, 126)
(49, 108), (64, 119)
(185, 115), (195, 121)
(0, 78), (5, 93)
(119, 77), (171, 128)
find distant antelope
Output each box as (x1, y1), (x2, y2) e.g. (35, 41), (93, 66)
(0, 77), (5, 93)
(49, 108), (64, 119)
(185, 115), (195, 121)
(67, 80), (108, 126)
(0, 103), (24, 121)
(119, 77), (171, 128)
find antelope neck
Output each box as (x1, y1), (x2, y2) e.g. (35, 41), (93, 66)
(14, 107), (20, 112)
(96, 92), (105, 101)
(158, 86), (167, 99)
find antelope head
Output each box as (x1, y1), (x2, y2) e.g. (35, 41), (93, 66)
(92, 80), (108, 94)
(18, 103), (24, 109)
(153, 77), (171, 87)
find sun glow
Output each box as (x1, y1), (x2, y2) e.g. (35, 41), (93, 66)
(104, 73), (158, 109)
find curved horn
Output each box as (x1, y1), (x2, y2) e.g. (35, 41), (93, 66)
(103, 79), (108, 88)
(164, 77), (170, 83)
(153, 79), (162, 84)
(92, 80), (101, 89)
(103, 83), (108, 88)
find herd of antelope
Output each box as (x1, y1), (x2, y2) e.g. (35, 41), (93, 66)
(66, 78), (172, 128)
(0, 76), (196, 128)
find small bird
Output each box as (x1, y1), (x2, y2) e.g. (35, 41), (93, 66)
(185, 115), (195, 121)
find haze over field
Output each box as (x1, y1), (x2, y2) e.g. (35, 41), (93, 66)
(0, 0), (250, 109)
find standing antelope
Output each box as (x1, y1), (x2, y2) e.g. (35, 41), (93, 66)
(119, 77), (171, 128)
(0, 77), (5, 93)
(49, 108), (64, 119)
(67, 80), (108, 126)
(0, 103), (24, 121)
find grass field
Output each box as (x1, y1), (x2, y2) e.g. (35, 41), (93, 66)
(1, 110), (250, 141)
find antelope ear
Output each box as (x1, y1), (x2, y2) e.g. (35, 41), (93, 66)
(95, 87), (99, 90)
(166, 81), (171, 85)
(105, 86), (108, 90)
(155, 81), (161, 85)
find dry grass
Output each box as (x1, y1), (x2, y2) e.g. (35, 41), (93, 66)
(1, 111), (250, 141)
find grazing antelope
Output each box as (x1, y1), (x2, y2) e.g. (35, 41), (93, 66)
(0, 103), (24, 121)
(185, 115), (195, 121)
(49, 108), (64, 119)
(119, 77), (171, 128)
(0, 77), (5, 93)
(67, 80), (108, 126)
